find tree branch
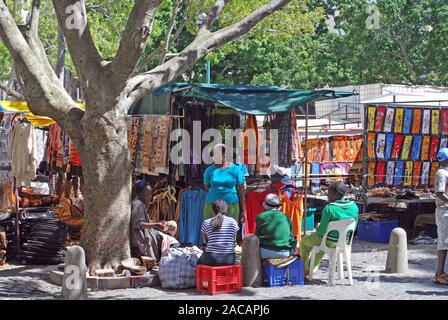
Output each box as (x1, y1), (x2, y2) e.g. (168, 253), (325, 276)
(0, 82), (24, 100)
(160, 0), (181, 64)
(198, 0), (230, 35)
(0, 0), (82, 134)
(124, 0), (292, 105)
(52, 0), (104, 96)
(106, 0), (163, 93)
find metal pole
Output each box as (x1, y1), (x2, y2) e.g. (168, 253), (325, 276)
(206, 61), (211, 84)
(304, 103), (309, 235)
(362, 104), (369, 214)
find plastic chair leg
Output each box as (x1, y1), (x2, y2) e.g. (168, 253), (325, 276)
(328, 253), (337, 286)
(344, 249), (353, 286)
(338, 252), (344, 280)
(309, 249), (317, 280)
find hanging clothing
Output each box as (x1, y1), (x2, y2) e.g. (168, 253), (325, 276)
(9, 121), (38, 185)
(48, 124), (64, 170)
(178, 188), (207, 245)
(280, 192), (304, 242)
(0, 114), (14, 186)
(184, 105), (210, 181)
(127, 116), (142, 170)
(243, 114), (259, 166)
(245, 190), (270, 235)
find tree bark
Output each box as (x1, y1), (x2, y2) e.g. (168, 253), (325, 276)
(77, 110), (132, 271)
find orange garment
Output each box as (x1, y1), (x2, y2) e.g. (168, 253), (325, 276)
(280, 193), (303, 243)
(243, 114), (258, 166)
(70, 140), (81, 166)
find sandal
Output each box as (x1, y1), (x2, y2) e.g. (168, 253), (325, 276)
(433, 275), (448, 285)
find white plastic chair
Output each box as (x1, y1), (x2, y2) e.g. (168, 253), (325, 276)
(309, 219), (356, 286)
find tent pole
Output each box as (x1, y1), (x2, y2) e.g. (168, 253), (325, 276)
(303, 103), (309, 236)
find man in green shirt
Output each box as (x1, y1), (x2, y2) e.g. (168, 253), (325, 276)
(255, 194), (297, 259)
(300, 181), (359, 277)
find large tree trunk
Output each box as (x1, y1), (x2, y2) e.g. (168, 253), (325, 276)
(77, 110), (132, 271)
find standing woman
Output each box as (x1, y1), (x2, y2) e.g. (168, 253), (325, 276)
(203, 144), (246, 224)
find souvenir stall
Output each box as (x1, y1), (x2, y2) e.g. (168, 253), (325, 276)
(0, 101), (85, 265)
(129, 83), (356, 246)
(358, 93), (448, 241)
(295, 119), (364, 230)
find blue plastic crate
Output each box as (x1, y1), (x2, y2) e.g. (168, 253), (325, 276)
(301, 208), (315, 231)
(263, 259), (304, 287)
(357, 220), (399, 243)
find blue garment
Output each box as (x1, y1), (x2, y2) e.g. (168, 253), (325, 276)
(179, 188), (207, 245)
(260, 247), (292, 259)
(204, 164), (244, 204)
(236, 164), (249, 177)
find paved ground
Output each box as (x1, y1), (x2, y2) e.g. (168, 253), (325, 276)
(0, 240), (447, 300)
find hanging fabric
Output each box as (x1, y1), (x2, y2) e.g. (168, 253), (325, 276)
(394, 108), (404, 133)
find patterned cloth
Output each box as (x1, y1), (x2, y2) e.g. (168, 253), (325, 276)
(158, 246), (202, 289)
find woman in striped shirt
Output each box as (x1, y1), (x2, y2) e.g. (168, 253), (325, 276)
(197, 199), (239, 266)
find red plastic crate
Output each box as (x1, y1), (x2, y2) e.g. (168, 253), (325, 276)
(196, 265), (243, 295)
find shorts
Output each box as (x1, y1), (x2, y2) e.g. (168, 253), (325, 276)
(435, 207), (448, 250)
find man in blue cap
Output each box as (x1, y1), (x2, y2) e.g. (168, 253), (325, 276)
(434, 148), (448, 284)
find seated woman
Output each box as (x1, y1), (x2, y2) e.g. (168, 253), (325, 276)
(198, 199), (239, 266)
(255, 194), (297, 259)
(300, 181), (359, 277)
(130, 180), (179, 262)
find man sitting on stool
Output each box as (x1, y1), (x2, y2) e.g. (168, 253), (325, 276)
(255, 194), (297, 259)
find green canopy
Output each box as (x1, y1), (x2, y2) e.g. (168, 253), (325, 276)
(155, 83), (357, 115)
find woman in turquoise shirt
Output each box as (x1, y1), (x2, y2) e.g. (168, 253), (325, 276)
(203, 144), (246, 224)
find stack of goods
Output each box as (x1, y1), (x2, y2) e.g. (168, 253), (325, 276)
(18, 187), (60, 209)
(366, 105), (447, 187)
(21, 209), (68, 265)
(366, 187), (396, 198)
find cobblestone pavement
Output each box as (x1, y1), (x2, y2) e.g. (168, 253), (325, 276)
(1, 240), (448, 300)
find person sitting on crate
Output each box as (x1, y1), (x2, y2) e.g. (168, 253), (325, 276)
(255, 194), (297, 259)
(299, 181), (359, 278)
(197, 199), (239, 266)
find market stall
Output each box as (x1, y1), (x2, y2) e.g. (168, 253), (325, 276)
(357, 93), (448, 241)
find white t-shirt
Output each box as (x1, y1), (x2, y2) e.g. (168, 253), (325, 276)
(435, 167), (448, 207)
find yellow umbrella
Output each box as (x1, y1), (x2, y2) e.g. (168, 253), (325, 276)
(0, 101), (85, 127)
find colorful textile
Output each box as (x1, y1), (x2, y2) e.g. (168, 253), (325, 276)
(430, 137), (440, 161)
(412, 109), (422, 134)
(0, 115), (14, 185)
(421, 136), (430, 161)
(430, 162), (440, 187)
(432, 110), (440, 135)
(127, 116), (142, 169)
(442, 110), (448, 134)
(367, 133), (376, 159)
(368, 162), (376, 186)
(413, 162), (422, 186)
(376, 161), (386, 185)
(385, 134), (394, 160)
(392, 135), (404, 159)
(403, 109), (413, 134)
(243, 114), (258, 166)
(395, 161), (405, 186)
(384, 108), (395, 132)
(375, 107), (386, 132)
(411, 135), (422, 160)
(386, 161), (395, 186)
(367, 106), (376, 131)
(421, 162), (430, 185)
(401, 135), (413, 160)
(394, 108), (404, 133)
(404, 161), (413, 187)
(422, 110), (431, 134)
(376, 134), (386, 159)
